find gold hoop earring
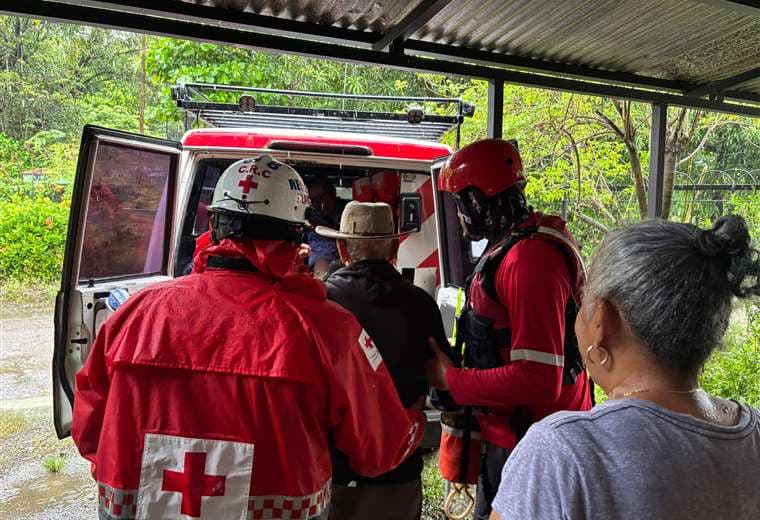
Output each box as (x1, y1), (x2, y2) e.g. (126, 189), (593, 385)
(586, 344), (610, 366)
(599, 347), (610, 366)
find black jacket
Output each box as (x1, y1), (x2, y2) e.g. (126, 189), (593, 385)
(326, 260), (448, 485)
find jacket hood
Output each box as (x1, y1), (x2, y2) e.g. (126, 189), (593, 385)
(192, 231), (326, 297)
(327, 261), (407, 305)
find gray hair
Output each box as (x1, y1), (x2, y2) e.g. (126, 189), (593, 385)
(583, 216), (759, 372)
(342, 238), (396, 263)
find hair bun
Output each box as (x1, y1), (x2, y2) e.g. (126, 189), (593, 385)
(696, 215), (750, 258)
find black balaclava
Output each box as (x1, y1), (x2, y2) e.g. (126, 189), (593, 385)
(454, 185), (531, 242)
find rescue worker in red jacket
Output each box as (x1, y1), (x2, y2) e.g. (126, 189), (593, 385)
(427, 139), (592, 519)
(72, 155), (425, 520)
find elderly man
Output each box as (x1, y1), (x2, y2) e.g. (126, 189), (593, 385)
(316, 201), (449, 520)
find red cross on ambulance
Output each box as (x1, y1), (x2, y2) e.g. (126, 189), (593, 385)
(137, 433), (254, 519)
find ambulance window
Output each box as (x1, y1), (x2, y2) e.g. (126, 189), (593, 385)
(78, 142), (176, 282)
(192, 163), (224, 235)
(438, 191), (476, 287)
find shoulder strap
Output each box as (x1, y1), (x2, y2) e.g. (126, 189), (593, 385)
(535, 226), (587, 282)
(469, 227), (537, 303)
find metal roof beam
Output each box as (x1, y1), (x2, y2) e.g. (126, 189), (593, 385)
(689, 0), (760, 16)
(372, 0), (454, 51)
(685, 66), (760, 98)
(3, 0), (760, 118)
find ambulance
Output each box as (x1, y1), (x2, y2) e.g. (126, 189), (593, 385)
(52, 83), (476, 446)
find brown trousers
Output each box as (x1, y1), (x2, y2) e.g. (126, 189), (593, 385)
(328, 479), (422, 520)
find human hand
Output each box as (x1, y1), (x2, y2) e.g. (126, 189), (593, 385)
(297, 243), (311, 259)
(425, 336), (453, 391)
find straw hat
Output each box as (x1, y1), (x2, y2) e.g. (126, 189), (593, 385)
(314, 201), (410, 240)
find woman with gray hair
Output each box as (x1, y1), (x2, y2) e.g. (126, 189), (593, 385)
(488, 215), (760, 520)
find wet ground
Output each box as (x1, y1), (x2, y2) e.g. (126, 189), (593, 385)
(0, 306), (96, 519)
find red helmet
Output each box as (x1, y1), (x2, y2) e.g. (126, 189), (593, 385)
(438, 139), (525, 195)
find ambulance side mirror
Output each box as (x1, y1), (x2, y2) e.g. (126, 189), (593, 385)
(400, 192), (422, 233)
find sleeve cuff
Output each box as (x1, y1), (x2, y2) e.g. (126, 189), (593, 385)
(446, 366), (464, 401)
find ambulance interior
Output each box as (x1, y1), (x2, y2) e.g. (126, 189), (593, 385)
(175, 158), (434, 283)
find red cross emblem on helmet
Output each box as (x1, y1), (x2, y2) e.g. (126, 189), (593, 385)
(238, 175), (258, 195)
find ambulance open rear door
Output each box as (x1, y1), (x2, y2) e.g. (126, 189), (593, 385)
(53, 126), (181, 438)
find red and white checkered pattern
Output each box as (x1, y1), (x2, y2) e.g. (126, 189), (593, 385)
(98, 483), (137, 519)
(247, 480), (331, 520)
(95, 481), (330, 520)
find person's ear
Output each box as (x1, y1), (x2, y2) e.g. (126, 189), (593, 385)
(337, 240), (350, 265)
(596, 299), (625, 350)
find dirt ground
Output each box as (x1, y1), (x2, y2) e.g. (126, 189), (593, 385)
(0, 306), (95, 519)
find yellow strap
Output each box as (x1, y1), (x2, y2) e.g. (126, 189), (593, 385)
(451, 287), (465, 355)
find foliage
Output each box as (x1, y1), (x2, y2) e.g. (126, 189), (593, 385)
(0, 195), (70, 282)
(591, 307), (760, 407)
(42, 453), (66, 473)
(146, 38), (436, 139)
(0, 18), (140, 140)
(701, 305), (760, 407)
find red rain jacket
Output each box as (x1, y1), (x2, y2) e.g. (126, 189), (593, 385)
(73, 233), (424, 520)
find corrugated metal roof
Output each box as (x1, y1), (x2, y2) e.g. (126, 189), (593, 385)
(182, 0), (760, 98)
(4, 0), (759, 112)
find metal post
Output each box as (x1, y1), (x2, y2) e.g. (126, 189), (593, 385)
(487, 79), (504, 139)
(647, 103), (667, 218)
(184, 110), (195, 132)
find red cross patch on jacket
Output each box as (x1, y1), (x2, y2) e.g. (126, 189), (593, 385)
(137, 434), (254, 519)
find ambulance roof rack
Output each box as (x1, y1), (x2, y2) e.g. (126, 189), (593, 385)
(172, 82), (474, 145)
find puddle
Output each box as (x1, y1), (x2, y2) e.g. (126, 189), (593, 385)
(1, 310), (94, 519)
(0, 455), (95, 519)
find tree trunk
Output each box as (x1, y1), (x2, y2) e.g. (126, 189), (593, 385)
(625, 138), (647, 219)
(138, 34), (147, 134)
(662, 109), (702, 219)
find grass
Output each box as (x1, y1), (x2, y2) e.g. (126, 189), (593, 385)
(421, 452), (447, 520)
(42, 453), (66, 473)
(0, 411), (27, 440)
(0, 278), (58, 308)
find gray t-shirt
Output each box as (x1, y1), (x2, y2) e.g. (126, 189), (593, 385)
(492, 398), (760, 520)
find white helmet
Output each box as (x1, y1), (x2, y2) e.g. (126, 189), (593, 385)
(209, 155), (309, 224)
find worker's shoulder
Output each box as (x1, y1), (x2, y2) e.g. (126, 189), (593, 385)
(290, 284), (360, 326)
(504, 234), (569, 272)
